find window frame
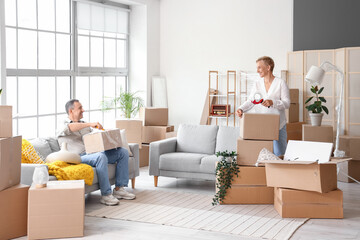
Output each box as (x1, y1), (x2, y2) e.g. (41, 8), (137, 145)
(1, 0), (130, 139)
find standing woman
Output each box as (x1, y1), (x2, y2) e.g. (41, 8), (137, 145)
(236, 56), (290, 156)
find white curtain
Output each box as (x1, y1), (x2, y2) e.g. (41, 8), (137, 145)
(77, 2), (128, 34)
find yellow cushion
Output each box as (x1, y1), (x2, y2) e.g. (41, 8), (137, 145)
(21, 139), (45, 164)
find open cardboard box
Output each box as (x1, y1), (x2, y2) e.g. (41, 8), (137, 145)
(259, 140), (351, 193)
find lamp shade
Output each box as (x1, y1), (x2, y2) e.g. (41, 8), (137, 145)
(305, 66), (325, 85)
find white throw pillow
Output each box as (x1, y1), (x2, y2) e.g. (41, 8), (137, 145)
(120, 129), (133, 157)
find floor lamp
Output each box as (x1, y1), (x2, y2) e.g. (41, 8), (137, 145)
(305, 61), (345, 157)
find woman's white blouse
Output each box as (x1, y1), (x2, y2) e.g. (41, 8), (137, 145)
(239, 77), (290, 129)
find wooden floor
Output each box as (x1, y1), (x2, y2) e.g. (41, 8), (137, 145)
(16, 166), (360, 240)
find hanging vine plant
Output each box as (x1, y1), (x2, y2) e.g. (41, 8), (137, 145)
(212, 150), (239, 206)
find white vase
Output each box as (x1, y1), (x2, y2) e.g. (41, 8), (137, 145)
(33, 165), (49, 188)
(309, 113), (324, 126)
(45, 142), (81, 164)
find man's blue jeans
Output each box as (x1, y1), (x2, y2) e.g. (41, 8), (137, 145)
(80, 147), (129, 196)
(273, 125), (287, 156)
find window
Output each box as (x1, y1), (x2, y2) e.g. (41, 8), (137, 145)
(75, 2), (129, 126)
(3, 0), (129, 139)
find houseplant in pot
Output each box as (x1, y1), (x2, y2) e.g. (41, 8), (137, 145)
(101, 87), (144, 119)
(101, 88), (144, 146)
(305, 86), (328, 126)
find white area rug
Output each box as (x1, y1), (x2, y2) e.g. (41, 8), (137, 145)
(86, 190), (308, 240)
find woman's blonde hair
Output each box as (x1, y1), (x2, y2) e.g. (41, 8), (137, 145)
(256, 56), (274, 72)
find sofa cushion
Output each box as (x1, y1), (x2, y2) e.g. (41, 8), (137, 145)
(159, 152), (210, 172)
(215, 125), (240, 153)
(30, 138), (53, 159)
(200, 155), (222, 174)
(176, 124), (218, 155)
(46, 137), (61, 152)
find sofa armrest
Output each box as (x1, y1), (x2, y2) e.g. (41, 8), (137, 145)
(129, 143), (140, 177)
(21, 163), (48, 186)
(149, 138), (177, 176)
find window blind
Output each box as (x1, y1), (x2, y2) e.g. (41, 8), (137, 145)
(77, 1), (129, 34)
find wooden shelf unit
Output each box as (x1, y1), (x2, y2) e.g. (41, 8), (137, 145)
(207, 70), (237, 126)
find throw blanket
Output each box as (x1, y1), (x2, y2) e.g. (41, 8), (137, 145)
(22, 139), (94, 185)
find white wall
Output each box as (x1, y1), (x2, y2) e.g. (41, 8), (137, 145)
(160, 0), (293, 127)
(128, 0), (160, 107)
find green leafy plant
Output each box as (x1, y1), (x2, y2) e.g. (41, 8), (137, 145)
(0, 89), (2, 95)
(101, 88), (144, 119)
(305, 86), (329, 114)
(213, 150), (239, 206)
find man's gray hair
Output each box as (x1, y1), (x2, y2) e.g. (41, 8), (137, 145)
(65, 99), (79, 115)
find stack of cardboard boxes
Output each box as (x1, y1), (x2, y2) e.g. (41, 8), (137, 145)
(286, 89), (305, 141)
(338, 136), (360, 182)
(264, 159), (343, 219)
(116, 108), (176, 167)
(0, 106), (28, 240)
(221, 113), (280, 204)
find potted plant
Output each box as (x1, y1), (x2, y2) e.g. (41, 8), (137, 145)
(213, 150), (239, 206)
(305, 86), (329, 126)
(101, 88), (144, 119)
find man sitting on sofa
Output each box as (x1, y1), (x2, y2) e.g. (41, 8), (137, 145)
(57, 99), (135, 206)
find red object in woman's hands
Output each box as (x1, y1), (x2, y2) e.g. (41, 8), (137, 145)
(251, 99), (264, 104)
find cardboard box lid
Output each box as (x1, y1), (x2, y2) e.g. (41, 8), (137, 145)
(30, 180), (84, 191)
(259, 157), (351, 165)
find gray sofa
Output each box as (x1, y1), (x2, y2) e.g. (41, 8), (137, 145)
(21, 137), (140, 194)
(149, 124), (239, 186)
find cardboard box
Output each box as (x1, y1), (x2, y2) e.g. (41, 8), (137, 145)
(289, 89), (299, 104)
(116, 119), (142, 147)
(28, 180), (84, 240)
(274, 187), (343, 219)
(83, 129), (123, 154)
(0, 184), (29, 240)
(286, 122), (304, 141)
(142, 125), (174, 143)
(221, 186), (274, 204)
(231, 166), (267, 185)
(139, 144), (150, 167)
(337, 160), (360, 183)
(217, 166), (273, 204)
(0, 105), (12, 137)
(240, 113), (280, 140)
(302, 124), (333, 143)
(139, 107), (168, 126)
(0, 136), (22, 191)
(286, 103), (299, 123)
(236, 139), (273, 166)
(339, 135), (360, 159)
(165, 131), (177, 139)
(264, 161), (337, 193)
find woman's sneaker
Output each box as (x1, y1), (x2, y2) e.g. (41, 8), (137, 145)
(113, 187), (136, 200)
(100, 194), (120, 206)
